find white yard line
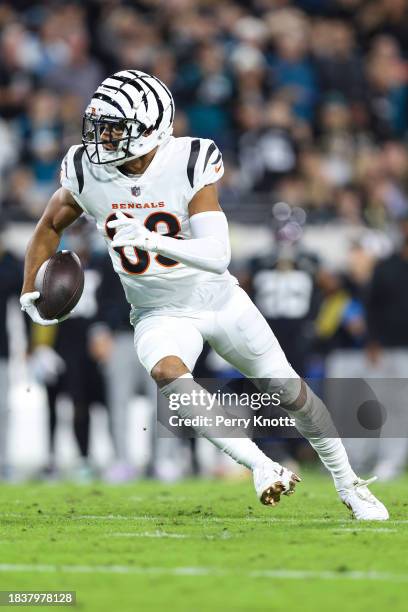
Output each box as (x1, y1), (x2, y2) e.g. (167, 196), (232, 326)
(2, 512), (408, 526)
(109, 531), (231, 540)
(0, 564), (406, 582)
(71, 515), (408, 525)
(333, 528), (397, 533)
(111, 531), (188, 539)
(127, 495), (189, 502)
(249, 570), (408, 581)
(2, 511), (408, 527)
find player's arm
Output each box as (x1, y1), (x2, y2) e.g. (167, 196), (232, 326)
(20, 187), (83, 325)
(110, 184), (231, 274)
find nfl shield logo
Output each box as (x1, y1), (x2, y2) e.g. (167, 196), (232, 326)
(131, 186), (141, 197)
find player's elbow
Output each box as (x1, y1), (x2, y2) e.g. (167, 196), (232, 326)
(215, 253), (231, 274)
(209, 243), (231, 274)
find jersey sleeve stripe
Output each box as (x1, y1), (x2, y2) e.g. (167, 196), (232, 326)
(203, 142), (216, 172)
(73, 146), (85, 194)
(187, 139), (201, 188)
(213, 151), (222, 165)
(93, 92), (126, 116)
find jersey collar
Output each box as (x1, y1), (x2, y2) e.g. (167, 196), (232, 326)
(113, 139), (172, 185)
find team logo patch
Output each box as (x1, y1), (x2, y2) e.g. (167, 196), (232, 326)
(131, 186), (141, 197)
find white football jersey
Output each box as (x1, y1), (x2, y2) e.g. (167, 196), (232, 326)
(60, 136), (237, 310)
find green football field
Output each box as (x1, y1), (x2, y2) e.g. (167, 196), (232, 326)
(0, 471), (406, 612)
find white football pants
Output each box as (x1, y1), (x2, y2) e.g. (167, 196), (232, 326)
(133, 284), (295, 380)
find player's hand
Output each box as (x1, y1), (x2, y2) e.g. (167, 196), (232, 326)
(108, 212), (158, 251)
(20, 291), (59, 326)
(20, 291), (72, 325)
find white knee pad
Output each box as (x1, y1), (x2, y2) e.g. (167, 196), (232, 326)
(235, 307), (276, 358)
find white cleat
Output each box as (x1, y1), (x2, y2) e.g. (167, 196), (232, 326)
(338, 477), (389, 521)
(253, 460), (301, 507)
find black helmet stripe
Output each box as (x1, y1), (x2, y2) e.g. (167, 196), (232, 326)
(150, 75), (174, 125)
(127, 71), (164, 130)
(140, 78), (164, 130)
(109, 75), (148, 110)
(93, 93), (126, 116)
(99, 84), (133, 109)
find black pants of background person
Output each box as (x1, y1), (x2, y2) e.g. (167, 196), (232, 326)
(45, 384), (90, 461)
(44, 337), (106, 470)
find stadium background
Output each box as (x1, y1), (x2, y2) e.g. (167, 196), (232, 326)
(1, 0), (408, 483)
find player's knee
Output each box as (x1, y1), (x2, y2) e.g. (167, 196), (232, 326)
(283, 379), (308, 411)
(258, 377), (307, 410)
(151, 356), (189, 384)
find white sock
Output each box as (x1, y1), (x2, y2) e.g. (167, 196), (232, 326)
(160, 374), (269, 470)
(288, 389), (357, 489)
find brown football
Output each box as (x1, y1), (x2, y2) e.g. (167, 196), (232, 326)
(35, 251), (84, 320)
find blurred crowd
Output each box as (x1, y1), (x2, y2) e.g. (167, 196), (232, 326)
(1, 0), (408, 482)
(1, 0), (408, 224)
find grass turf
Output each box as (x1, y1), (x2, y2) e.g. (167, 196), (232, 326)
(0, 471), (406, 611)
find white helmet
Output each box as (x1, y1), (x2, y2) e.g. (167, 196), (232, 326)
(82, 69), (174, 165)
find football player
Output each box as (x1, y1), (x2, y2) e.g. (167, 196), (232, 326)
(21, 70), (388, 519)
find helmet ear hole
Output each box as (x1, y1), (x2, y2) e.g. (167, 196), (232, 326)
(143, 126), (154, 137)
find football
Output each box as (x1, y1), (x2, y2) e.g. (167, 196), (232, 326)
(34, 250), (84, 320)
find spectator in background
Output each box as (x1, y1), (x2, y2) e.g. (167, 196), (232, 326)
(3, 166), (46, 221)
(181, 42), (234, 147)
(358, 140), (408, 228)
(334, 185), (364, 226)
(230, 15), (271, 110)
(238, 99), (300, 194)
(0, 22), (35, 120)
(97, 7), (155, 74)
(357, 0), (408, 55)
(0, 219), (23, 479)
(0, 117), (17, 209)
(318, 96), (356, 188)
(30, 220), (106, 481)
(364, 215), (408, 480)
(231, 45), (270, 110)
(296, 148), (333, 221)
(268, 9), (317, 122)
(46, 24), (102, 112)
(367, 216), (408, 354)
(313, 20), (366, 108)
(365, 35), (408, 140)
(2, 0), (408, 481)
(59, 92), (83, 151)
(246, 242), (319, 376)
(20, 89), (62, 196)
(89, 255), (157, 482)
(241, 238), (319, 471)
(314, 267), (366, 356)
(1, 0), (408, 227)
